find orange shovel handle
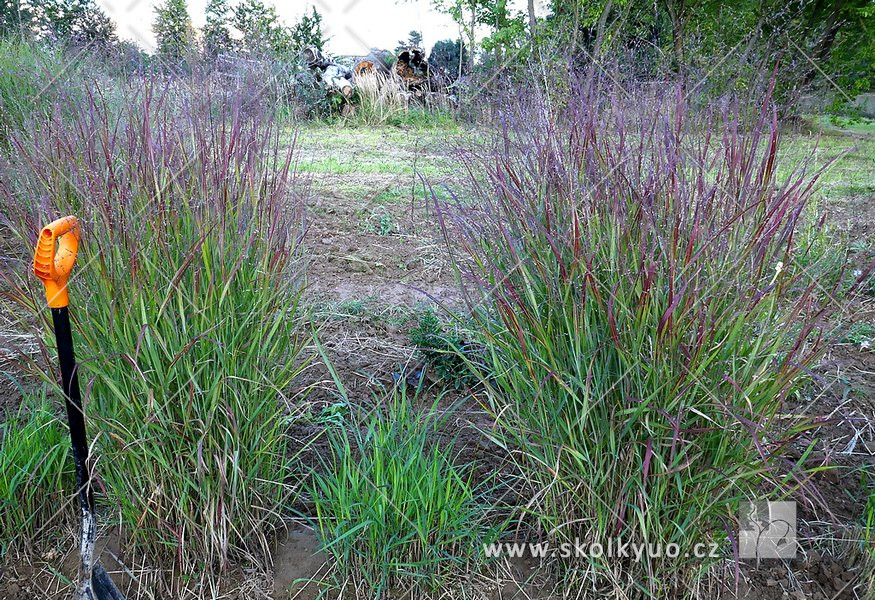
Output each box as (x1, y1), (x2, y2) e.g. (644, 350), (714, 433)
(33, 216), (80, 308)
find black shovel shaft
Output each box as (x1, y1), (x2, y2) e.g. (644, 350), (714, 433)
(52, 306), (94, 516)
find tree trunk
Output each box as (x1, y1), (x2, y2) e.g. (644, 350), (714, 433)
(458, 23), (464, 80)
(802, 0), (845, 88)
(592, 0), (614, 59)
(468, 4), (476, 73)
(527, 0), (536, 46)
(584, 0), (614, 90)
(664, 0), (686, 74)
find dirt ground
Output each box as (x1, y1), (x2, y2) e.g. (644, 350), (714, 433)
(1, 122), (873, 599)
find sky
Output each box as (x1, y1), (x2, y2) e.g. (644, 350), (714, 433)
(94, 0), (543, 57)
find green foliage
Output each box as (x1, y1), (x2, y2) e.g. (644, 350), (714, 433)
(39, 0), (116, 46)
(477, 0), (528, 63)
(309, 388), (499, 597)
(440, 85), (839, 595)
(409, 309), (482, 390)
(0, 0), (32, 36)
(387, 107), (457, 129)
(862, 465), (875, 594)
(429, 38), (469, 78)
(289, 6), (325, 53)
(395, 29), (423, 52)
(826, 1), (875, 108)
(791, 200), (849, 295)
(203, 0), (233, 58)
(361, 210), (398, 236)
(153, 0), (193, 66)
(0, 39), (77, 147)
(843, 321), (875, 352)
(3, 81), (309, 569)
(229, 1), (325, 58)
(289, 63), (338, 118)
(0, 389), (73, 556)
(233, 0), (291, 56)
(539, 0), (874, 109)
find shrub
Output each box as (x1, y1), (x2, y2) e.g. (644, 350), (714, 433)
(2, 77), (309, 569)
(309, 388), (499, 597)
(408, 308), (483, 390)
(436, 80), (843, 596)
(0, 388), (73, 556)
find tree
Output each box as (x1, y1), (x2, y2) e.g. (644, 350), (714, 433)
(232, 0), (292, 56)
(662, 0), (690, 73)
(204, 0), (233, 58)
(396, 29), (423, 51)
(478, 0), (529, 64)
(153, 0), (193, 64)
(290, 6), (325, 52)
(416, 0), (478, 72)
(23, 0), (116, 45)
(429, 38), (469, 79)
(69, 1), (115, 46)
(0, 0), (32, 37)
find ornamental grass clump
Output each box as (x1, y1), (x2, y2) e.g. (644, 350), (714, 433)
(309, 388), (500, 598)
(2, 78), (309, 570)
(0, 388), (73, 556)
(437, 81), (847, 596)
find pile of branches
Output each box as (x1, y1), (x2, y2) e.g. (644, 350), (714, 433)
(301, 46), (453, 115)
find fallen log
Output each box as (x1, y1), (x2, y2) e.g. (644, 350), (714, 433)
(353, 49), (393, 76)
(323, 64), (353, 98)
(394, 47), (449, 96)
(300, 46), (453, 114)
(302, 46), (330, 69)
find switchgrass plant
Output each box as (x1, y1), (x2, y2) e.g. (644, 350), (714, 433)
(0, 39), (63, 148)
(0, 38), (118, 150)
(2, 78), (309, 570)
(793, 198), (850, 296)
(0, 387), (73, 556)
(436, 80), (850, 596)
(309, 387), (501, 598)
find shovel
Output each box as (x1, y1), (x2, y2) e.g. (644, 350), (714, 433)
(33, 216), (126, 600)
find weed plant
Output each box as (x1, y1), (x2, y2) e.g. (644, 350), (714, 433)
(409, 308), (484, 390)
(309, 387), (500, 597)
(0, 388), (73, 556)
